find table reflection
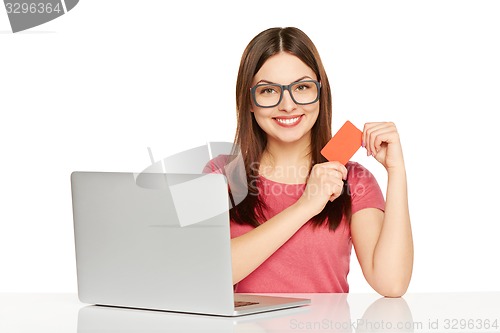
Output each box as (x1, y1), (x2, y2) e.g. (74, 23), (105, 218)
(357, 296), (413, 332)
(2, 292), (498, 332)
(77, 294), (414, 333)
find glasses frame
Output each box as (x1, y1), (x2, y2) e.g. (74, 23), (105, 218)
(250, 80), (321, 108)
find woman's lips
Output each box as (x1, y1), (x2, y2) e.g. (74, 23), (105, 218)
(273, 115), (304, 128)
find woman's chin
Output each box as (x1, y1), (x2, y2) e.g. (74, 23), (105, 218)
(270, 132), (309, 145)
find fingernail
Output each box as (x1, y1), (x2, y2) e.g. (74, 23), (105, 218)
(361, 141), (365, 148)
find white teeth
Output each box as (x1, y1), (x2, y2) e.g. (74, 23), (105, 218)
(276, 116), (300, 125)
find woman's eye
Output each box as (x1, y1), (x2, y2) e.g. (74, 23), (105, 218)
(260, 87), (278, 94)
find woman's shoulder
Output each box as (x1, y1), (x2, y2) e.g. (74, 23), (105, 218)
(202, 154), (232, 174)
(345, 161), (382, 193)
(346, 161), (375, 181)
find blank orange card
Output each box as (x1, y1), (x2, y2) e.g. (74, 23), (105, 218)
(321, 121), (363, 165)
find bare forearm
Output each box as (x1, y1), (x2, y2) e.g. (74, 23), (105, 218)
(372, 166), (414, 296)
(231, 201), (313, 284)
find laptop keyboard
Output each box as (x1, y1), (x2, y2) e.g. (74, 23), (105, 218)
(234, 301), (259, 308)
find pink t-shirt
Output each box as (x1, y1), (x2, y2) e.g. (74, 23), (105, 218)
(204, 157), (385, 293)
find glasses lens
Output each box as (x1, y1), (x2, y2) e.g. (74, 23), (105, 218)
(290, 81), (319, 105)
(254, 84), (282, 107)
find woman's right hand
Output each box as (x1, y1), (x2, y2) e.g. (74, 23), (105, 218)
(297, 161), (348, 216)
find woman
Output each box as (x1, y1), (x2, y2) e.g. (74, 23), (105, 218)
(206, 27), (413, 297)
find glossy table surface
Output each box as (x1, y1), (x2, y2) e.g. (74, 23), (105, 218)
(1, 292), (499, 332)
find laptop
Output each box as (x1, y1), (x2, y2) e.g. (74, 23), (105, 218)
(71, 171), (310, 316)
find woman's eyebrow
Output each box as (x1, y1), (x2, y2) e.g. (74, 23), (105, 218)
(293, 76), (313, 82)
(255, 76), (314, 85)
(255, 79), (276, 85)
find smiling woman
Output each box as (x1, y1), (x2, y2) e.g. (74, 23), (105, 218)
(206, 27), (413, 296)
(203, 28), (413, 297)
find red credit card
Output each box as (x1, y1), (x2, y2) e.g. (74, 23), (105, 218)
(321, 121), (363, 165)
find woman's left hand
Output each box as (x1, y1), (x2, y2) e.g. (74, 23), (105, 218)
(363, 122), (405, 170)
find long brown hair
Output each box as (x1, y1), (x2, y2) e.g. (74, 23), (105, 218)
(231, 27), (351, 231)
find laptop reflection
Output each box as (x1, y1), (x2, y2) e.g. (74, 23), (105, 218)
(77, 303), (311, 333)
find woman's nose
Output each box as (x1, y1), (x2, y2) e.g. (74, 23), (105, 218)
(278, 90), (297, 112)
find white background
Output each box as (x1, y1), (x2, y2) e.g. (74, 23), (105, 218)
(1, 0), (499, 293)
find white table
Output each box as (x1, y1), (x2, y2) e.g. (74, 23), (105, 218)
(1, 292), (499, 332)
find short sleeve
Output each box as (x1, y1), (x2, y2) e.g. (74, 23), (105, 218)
(346, 162), (385, 214)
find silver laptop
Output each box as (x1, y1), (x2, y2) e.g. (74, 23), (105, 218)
(71, 171), (310, 316)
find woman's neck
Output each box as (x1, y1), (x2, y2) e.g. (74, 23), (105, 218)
(259, 136), (312, 184)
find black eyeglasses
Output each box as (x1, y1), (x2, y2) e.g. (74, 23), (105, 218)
(250, 80), (321, 108)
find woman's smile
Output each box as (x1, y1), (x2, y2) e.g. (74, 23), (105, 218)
(273, 114), (304, 127)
